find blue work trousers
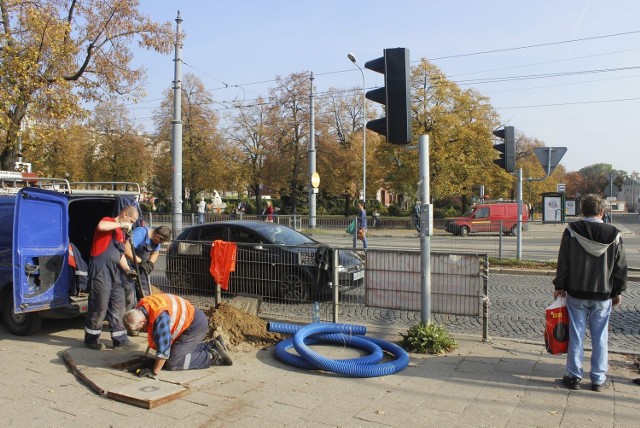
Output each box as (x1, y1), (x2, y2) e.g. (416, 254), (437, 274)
(165, 309), (212, 370)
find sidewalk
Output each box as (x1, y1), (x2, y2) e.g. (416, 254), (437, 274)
(1, 320), (639, 427)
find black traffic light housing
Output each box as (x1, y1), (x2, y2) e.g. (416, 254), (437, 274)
(364, 48), (412, 144)
(493, 126), (516, 172)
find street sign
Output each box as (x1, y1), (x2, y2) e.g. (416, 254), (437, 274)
(534, 147), (567, 176)
(557, 183), (566, 192)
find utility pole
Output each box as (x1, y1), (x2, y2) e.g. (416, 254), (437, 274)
(171, 11), (183, 235)
(308, 72), (317, 228)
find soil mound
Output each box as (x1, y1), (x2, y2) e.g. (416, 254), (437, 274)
(205, 302), (285, 352)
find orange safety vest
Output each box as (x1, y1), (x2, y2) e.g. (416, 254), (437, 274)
(137, 294), (196, 350)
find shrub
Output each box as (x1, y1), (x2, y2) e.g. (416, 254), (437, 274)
(400, 323), (458, 354)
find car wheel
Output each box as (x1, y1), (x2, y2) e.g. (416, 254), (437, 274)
(167, 262), (191, 292)
(278, 272), (310, 302)
(460, 226), (469, 237)
(511, 224), (519, 236)
(2, 289), (43, 336)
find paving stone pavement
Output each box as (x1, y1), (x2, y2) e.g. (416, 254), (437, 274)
(1, 318), (639, 427)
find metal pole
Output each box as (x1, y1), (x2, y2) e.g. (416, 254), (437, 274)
(171, 11), (183, 235)
(419, 135), (431, 324)
(347, 54), (366, 202)
(308, 72), (317, 228)
(517, 168), (522, 260)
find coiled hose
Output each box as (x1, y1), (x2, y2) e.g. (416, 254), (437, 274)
(268, 322), (409, 377)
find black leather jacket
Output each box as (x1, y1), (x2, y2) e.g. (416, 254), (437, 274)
(553, 219), (627, 300)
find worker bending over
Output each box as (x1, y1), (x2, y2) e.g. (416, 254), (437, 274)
(123, 293), (232, 377)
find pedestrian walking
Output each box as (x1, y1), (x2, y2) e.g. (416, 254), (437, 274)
(553, 194), (627, 392)
(197, 198), (206, 224)
(353, 201), (368, 249)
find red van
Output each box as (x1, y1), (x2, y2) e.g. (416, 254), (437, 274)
(445, 202), (529, 236)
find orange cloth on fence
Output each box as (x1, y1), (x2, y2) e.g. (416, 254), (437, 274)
(209, 240), (237, 290)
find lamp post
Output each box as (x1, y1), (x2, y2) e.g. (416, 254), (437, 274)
(347, 53), (366, 202)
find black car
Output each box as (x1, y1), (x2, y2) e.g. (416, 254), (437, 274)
(166, 220), (365, 301)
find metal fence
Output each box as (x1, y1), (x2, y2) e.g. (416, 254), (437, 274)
(145, 212), (567, 262)
(150, 241), (489, 338)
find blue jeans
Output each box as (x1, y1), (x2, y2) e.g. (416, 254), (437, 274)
(565, 294), (612, 384)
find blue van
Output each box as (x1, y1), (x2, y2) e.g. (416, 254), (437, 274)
(0, 176), (140, 335)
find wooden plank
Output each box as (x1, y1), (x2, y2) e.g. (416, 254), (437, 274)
(107, 380), (189, 409)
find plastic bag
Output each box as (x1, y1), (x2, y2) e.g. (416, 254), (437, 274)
(346, 219), (356, 235)
(544, 296), (569, 354)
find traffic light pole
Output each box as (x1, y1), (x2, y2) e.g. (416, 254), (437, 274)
(517, 168), (522, 260)
(418, 135), (432, 324)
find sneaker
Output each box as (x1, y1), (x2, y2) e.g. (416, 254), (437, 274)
(210, 339), (233, 366)
(591, 378), (612, 392)
(562, 375), (581, 390)
(84, 341), (105, 351)
(113, 341), (140, 351)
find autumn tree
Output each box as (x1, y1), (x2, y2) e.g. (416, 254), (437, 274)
(0, 0), (173, 170)
(225, 97), (271, 210)
(85, 100), (152, 184)
(263, 72), (311, 214)
(315, 86), (383, 212)
(153, 73), (227, 210)
(19, 117), (91, 180)
(376, 59), (501, 210)
(576, 164), (622, 195)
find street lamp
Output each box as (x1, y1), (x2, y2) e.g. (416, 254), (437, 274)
(347, 53), (366, 202)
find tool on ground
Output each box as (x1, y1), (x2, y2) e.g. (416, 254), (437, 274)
(60, 350), (106, 395)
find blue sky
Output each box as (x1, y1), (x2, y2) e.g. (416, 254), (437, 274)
(131, 0), (640, 174)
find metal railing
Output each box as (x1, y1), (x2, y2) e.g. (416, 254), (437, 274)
(149, 241), (489, 338)
(145, 212), (567, 262)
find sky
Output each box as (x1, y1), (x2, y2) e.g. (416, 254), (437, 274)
(129, 0), (640, 174)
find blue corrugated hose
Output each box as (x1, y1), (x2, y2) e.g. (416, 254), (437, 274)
(268, 322), (409, 377)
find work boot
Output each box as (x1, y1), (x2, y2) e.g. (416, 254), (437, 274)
(113, 341), (140, 351)
(209, 338), (233, 366)
(84, 341), (105, 351)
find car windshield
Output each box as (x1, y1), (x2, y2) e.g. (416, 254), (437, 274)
(254, 224), (315, 246)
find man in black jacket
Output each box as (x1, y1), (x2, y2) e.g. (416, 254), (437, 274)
(553, 194), (627, 392)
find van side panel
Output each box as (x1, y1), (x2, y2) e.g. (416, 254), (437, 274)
(0, 198), (15, 291)
(13, 189), (69, 313)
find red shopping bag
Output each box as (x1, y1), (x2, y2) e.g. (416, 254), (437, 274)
(544, 296), (569, 354)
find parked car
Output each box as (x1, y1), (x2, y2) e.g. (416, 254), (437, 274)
(445, 202), (529, 236)
(166, 221), (365, 301)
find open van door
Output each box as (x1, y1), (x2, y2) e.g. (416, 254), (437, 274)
(13, 188), (69, 313)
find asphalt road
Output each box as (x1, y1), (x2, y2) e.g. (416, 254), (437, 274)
(307, 213), (640, 267)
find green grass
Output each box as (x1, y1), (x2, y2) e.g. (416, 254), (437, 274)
(489, 257), (556, 270)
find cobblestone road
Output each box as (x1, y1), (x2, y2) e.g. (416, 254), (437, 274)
(304, 274), (640, 354)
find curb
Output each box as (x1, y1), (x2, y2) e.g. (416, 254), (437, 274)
(489, 268), (640, 282)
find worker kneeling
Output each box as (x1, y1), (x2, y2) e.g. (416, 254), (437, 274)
(123, 293), (232, 378)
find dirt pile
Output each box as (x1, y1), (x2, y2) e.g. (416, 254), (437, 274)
(205, 302), (286, 352)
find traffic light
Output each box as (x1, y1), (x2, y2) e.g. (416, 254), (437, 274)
(493, 126), (515, 172)
(364, 48), (412, 144)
